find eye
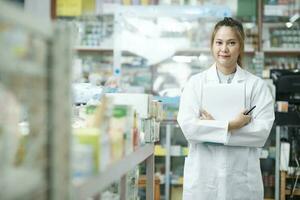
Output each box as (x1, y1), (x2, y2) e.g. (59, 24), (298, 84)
(215, 41), (222, 45)
(229, 41), (236, 46)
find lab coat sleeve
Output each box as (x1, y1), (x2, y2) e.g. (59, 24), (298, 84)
(226, 80), (275, 147)
(177, 76), (230, 144)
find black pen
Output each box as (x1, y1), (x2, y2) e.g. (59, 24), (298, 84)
(244, 105), (256, 115)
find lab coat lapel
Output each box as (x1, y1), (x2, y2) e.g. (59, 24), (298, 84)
(205, 63), (247, 84)
(206, 63), (219, 84)
(231, 65), (247, 108)
(231, 65), (246, 83)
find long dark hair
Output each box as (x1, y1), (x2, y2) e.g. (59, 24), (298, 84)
(210, 17), (245, 67)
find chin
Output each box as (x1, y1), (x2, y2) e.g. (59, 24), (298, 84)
(218, 60), (230, 65)
(217, 60), (235, 68)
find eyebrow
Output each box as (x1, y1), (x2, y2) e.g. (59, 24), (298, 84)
(215, 38), (237, 41)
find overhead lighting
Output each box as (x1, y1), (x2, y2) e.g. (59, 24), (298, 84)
(286, 13), (299, 28)
(198, 54), (208, 63)
(244, 23), (255, 29)
(173, 56), (194, 63)
(290, 13), (299, 23)
(286, 22), (293, 28)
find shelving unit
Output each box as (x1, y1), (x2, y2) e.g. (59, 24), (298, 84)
(276, 125), (300, 200)
(157, 120), (186, 200)
(1, 2), (157, 200)
(263, 48), (300, 54)
(0, 1), (72, 199)
(261, 0), (300, 198)
(138, 175), (161, 200)
(154, 145), (188, 157)
(74, 46), (113, 52)
(73, 144), (155, 200)
(280, 171), (300, 199)
(176, 47), (256, 54)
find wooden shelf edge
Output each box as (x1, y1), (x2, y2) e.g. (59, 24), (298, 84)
(285, 189), (300, 196)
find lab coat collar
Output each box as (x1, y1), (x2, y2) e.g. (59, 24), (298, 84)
(206, 63), (246, 83)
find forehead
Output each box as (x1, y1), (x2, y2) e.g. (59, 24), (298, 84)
(214, 26), (238, 40)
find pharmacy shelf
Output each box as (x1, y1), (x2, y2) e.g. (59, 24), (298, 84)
(158, 176), (183, 186)
(263, 48), (300, 54)
(0, 1), (52, 38)
(155, 153), (187, 157)
(285, 189), (300, 196)
(161, 119), (178, 124)
(0, 2), (72, 199)
(74, 46), (141, 58)
(74, 46), (257, 55)
(74, 46), (113, 52)
(175, 47), (255, 54)
(176, 47), (211, 54)
(155, 147), (268, 158)
(73, 144), (154, 200)
(286, 174), (300, 179)
(154, 145), (188, 157)
(281, 171), (300, 199)
(1, 58), (45, 77)
(171, 176), (184, 186)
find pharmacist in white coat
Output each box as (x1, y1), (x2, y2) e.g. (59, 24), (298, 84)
(177, 17), (275, 200)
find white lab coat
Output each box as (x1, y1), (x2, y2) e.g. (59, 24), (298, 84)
(177, 64), (275, 200)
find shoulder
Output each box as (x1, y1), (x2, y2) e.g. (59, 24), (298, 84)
(189, 73), (203, 83)
(181, 71), (205, 94)
(187, 70), (207, 85)
(244, 70), (265, 85)
(243, 70), (270, 94)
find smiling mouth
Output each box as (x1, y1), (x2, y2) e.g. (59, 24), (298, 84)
(218, 55), (230, 58)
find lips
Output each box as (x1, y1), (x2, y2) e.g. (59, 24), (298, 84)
(218, 55), (230, 58)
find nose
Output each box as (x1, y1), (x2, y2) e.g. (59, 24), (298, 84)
(220, 44), (228, 52)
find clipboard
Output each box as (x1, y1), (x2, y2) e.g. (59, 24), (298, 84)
(202, 83), (245, 120)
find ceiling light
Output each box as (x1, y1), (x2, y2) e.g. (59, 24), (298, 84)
(290, 13), (299, 23)
(286, 22), (293, 28)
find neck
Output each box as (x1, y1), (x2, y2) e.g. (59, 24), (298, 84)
(216, 64), (236, 75)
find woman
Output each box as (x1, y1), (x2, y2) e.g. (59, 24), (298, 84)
(177, 17), (274, 200)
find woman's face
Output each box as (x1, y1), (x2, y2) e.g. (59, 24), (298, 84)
(212, 26), (240, 69)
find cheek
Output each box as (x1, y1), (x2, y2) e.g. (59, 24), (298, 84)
(231, 48), (240, 57)
(212, 46), (219, 55)
(213, 50), (219, 59)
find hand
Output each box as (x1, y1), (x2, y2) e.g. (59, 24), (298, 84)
(200, 110), (214, 120)
(228, 109), (251, 131)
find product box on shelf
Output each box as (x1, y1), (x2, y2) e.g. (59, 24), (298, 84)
(107, 105), (136, 160)
(150, 99), (164, 122)
(154, 96), (180, 121)
(106, 93), (153, 119)
(73, 128), (101, 178)
(142, 118), (160, 143)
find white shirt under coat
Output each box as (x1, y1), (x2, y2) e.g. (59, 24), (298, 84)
(177, 63), (275, 200)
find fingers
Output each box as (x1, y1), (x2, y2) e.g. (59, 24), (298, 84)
(245, 115), (251, 122)
(241, 109), (248, 115)
(205, 112), (214, 120)
(201, 110), (208, 119)
(242, 115), (251, 125)
(233, 111), (252, 128)
(200, 110), (214, 120)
